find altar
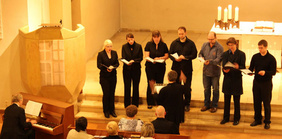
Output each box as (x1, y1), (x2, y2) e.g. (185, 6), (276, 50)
(211, 21), (282, 68)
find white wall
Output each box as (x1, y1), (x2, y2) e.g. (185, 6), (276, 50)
(120, 0), (282, 32)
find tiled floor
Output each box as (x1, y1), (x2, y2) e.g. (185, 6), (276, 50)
(83, 30), (282, 105)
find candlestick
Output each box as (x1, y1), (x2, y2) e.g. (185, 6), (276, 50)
(228, 5), (232, 19)
(224, 8), (228, 23)
(217, 6), (222, 21)
(235, 7), (239, 21)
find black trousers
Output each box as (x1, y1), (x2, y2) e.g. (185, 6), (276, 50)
(176, 71), (192, 107)
(146, 65), (166, 106)
(123, 69), (141, 108)
(253, 80), (272, 124)
(223, 94), (241, 121)
(100, 76), (116, 113)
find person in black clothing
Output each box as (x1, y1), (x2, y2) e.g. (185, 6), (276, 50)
(249, 39), (276, 129)
(220, 37), (246, 126)
(169, 26), (197, 112)
(121, 33), (143, 108)
(151, 106), (179, 134)
(0, 93), (37, 139)
(97, 39), (120, 118)
(155, 70), (185, 128)
(145, 30), (169, 109)
(103, 121), (122, 139)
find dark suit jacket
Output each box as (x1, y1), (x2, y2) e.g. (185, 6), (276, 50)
(151, 118), (179, 134)
(0, 103), (32, 139)
(155, 82), (185, 125)
(97, 49), (119, 78)
(121, 42), (143, 71)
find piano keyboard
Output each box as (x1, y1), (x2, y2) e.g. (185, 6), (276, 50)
(33, 123), (54, 131)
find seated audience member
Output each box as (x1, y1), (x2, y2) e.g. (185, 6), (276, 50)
(151, 106), (179, 134)
(0, 93), (37, 139)
(118, 105), (143, 132)
(67, 117), (93, 139)
(140, 122), (155, 139)
(103, 121), (122, 139)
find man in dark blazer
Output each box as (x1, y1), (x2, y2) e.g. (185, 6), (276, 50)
(0, 93), (37, 139)
(155, 70), (185, 128)
(151, 106), (179, 134)
(121, 33), (143, 108)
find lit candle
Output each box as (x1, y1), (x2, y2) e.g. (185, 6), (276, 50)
(235, 7), (239, 21)
(224, 8), (228, 23)
(217, 6), (222, 21)
(228, 5), (232, 19)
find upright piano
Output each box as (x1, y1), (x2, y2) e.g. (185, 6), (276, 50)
(21, 92), (74, 139)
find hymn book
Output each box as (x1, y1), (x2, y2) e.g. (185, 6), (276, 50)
(120, 59), (134, 65)
(240, 69), (254, 75)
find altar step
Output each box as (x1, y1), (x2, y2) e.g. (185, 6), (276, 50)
(76, 95), (282, 135)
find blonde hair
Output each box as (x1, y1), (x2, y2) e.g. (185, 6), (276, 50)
(104, 39), (113, 48)
(106, 121), (118, 135)
(141, 122), (155, 137)
(12, 93), (23, 103)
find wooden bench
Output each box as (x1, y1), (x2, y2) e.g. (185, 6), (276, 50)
(68, 127), (190, 139)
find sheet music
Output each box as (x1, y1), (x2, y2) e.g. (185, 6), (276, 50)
(240, 69), (254, 75)
(197, 57), (206, 63)
(224, 61), (236, 68)
(146, 57), (165, 63)
(25, 100), (43, 116)
(171, 53), (179, 59)
(120, 59), (133, 65)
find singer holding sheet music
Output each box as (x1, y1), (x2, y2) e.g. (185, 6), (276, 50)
(145, 30), (169, 109)
(169, 26), (197, 112)
(97, 39), (119, 118)
(0, 93), (37, 139)
(121, 33), (143, 108)
(249, 40), (276, 129)
(220, 37), (246, 126)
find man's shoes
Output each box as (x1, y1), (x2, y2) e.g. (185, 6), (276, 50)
(210, 107), (217, 113)
(220, 119), (229, 124)
(185, 106), (190, 112)
(233, 120), (240, 126)
(250, 121), (262, 126)
(264, 123), (270, 129)
(104, 112), (110, 118)
(147, 105), (153, 109)
(201, 106), (210, 112)
(110, 111), (117, 118)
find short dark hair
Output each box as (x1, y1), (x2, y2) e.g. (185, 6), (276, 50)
(258, 39), (268, 47)
(126, 105), (138, 118)
(226, 37), (237, 45)
(168, 70), (178, 82)
(178, 26), (186, 32)
(75, 117), (88, 132)
(126, 33), (134, 39)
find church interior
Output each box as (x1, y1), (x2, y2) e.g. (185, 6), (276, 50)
(2, 0), (282, 138)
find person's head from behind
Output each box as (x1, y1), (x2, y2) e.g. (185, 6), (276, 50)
(126, 105), (138, 118)
(75, 117), (88, 132)
(226, 37), (237, 53)
(258, 39), (268, 55)
(106, 121), (119, 136)
(168, 70), (178, 83)
(151, 30), (163, 45)
(104, 39), (113, 53)
(126, 33), (135, 45)
(155, 105), (166, 118)
(141, 122), (155, 137)
(12, 93), (23, 106)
